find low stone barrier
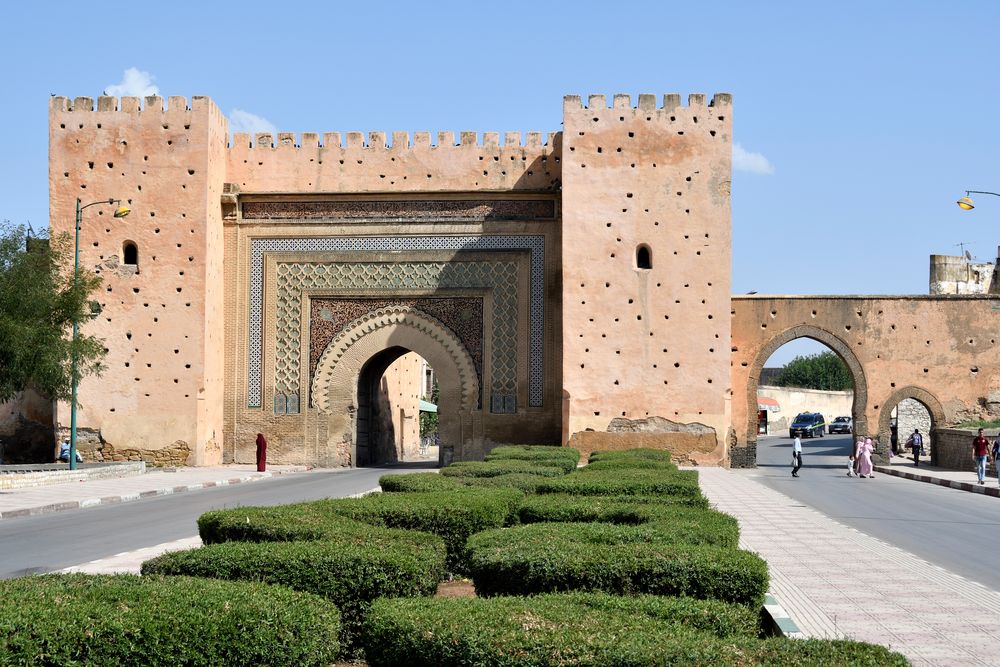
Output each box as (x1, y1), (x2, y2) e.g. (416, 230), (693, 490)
(0, 462), (145, 490)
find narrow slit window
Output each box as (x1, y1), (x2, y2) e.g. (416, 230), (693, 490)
(123, 241), (139, 269)
(636, 244), (652, 270)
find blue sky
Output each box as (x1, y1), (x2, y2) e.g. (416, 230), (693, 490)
(2, 1), (997, 364)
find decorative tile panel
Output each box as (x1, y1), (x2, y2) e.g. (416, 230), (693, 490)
(247, 236), (545, 409)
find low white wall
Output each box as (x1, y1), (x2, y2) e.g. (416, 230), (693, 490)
(757, 385), (853, 433)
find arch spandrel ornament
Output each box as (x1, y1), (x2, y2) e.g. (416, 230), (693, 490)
(311, 306), (480, 415)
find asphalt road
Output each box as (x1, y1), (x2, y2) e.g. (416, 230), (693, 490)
(752, 433), (1000, 591)
(0, 464), (433, 579)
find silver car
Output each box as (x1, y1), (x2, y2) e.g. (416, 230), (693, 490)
(828, 416), (852, 434)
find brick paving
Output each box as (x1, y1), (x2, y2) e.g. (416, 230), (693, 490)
(698, 467), (1000, 667)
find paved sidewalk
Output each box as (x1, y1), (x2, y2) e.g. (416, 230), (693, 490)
(699, 467), (1000, 667)
(876, 459), (1000, 498)
(0, 465), (307, 520)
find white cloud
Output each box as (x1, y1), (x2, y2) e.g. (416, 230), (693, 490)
(733, 143), (775, 175)
(229, 109), (278, 139)
(105, 67), (159, 98)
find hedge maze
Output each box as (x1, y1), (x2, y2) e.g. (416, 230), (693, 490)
(0, 446), (907, 666)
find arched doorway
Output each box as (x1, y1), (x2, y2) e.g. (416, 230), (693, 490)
(355, 348), (439, 466)
(745, 325), (868, 468)
(878, 387), (945, 467)
(312, 306), (480, 467)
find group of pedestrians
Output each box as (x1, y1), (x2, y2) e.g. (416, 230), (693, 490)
(789, 434), (876, 478)
(790, 427), (1000, 487)
(846, 437), (875, 478)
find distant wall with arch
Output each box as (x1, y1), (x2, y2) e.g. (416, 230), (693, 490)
(730, 295), (1000, 467)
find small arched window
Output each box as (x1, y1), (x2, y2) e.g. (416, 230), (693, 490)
(123, 241), (139, 270)
(636, 244), (652, 270)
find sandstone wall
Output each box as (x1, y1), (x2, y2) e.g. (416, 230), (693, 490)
(560, 93), (733, 465)
(732, 295), (1000, 465)
(0, 390), (54, 463)
(49, 95), (228, 466)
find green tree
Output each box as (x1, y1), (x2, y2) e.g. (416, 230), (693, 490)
(0, 224), (106, 402)
(771, 351), (852, 391)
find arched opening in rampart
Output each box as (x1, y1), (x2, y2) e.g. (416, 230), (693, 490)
(745, 325), (868, 469)
(878, 387), (945, 468)
(355, 347), (439, 466)
(312, 306), (479, 468)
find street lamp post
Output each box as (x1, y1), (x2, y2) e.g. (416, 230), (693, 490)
(956, 190), (1000, 211)
(69, 198), (130, 470)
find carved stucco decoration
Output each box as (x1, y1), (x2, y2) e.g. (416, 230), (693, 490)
(312, 306), (479, 414)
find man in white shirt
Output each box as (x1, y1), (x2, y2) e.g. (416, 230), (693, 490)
(792, 436), (802, 478)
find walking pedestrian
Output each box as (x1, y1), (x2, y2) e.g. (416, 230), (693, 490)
(992, 436), (1000, 487)
(846, 451), (857, 477)
(255, 432), (267, 473)
(854, 437), (865, 476)
(857, 437), (874, 478)
(905, 429), (923, 467)
(791, 435), (802, 477)
(973, 428), (989, 485)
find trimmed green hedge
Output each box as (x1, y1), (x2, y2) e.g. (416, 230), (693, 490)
(0, 574), (340, 666)
(517, 495), (737, 542)
(381, 471), (555, 494)
(583, 458), (678, 472)
(486, 444), (581, 465)
(588, 448), (673, 464)
(441, 459), (575, 477)
(380, 472), (464, 493)
(142, 538), (442, 651)
(197, 502), (441, 550)
(467, 522), (768, 606)
(537, 468), (702, 498)
(363, 593), (907, 667)
(320, 488), (523, 573)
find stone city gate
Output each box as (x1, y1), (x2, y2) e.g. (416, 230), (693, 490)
(730, 295), (999, 468)
(222, 195), (564, 467)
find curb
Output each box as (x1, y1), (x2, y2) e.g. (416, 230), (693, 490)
(874, 465), (1000, 497)
(0, 469), (304, 520)
(762, 593), (806, 639)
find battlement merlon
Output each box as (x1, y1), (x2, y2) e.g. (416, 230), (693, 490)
(50, 95), (223, 115)
(563, 92), (733, 111)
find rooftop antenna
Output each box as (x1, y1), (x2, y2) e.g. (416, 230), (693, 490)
(965, 249), (974, 261)
(956, 241), (972, 258)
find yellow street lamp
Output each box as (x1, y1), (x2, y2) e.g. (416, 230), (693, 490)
(957, 190), (1000, 211)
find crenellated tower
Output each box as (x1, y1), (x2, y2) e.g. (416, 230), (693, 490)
(560, 93), (733, 461)
(49, 95), (228, 465)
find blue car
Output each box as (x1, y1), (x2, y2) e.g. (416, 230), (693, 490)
(789, 412), (826, 438)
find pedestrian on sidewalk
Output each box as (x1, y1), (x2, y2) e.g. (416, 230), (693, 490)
(791, 436), (802, 477)
(992, 437), (1000, 486)
(255, 433), (267, 473)
(973, 428), (989, 485)
(846, 451), (857, 477)
(857, 437), (874, 478)
(905, 429), (923, 467)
